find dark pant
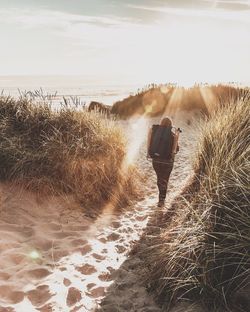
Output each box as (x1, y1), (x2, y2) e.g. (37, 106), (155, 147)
(152, 159), (174, 201)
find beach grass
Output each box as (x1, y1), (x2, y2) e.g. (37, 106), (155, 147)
(0, 95), (138, 215)
(111, 84), (249, 119)
(144, 96), (250, 311)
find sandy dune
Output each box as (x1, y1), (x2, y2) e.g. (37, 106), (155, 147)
(0, 117), (198, 312)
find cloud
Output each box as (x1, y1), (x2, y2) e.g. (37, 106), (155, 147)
(202, 0), (250, 10)
(1, 3), (249, 83)
(203, 0), (250, 5)
(127, 4), (250, 23)
(0, 8), (143, 49)
(0, 8), (137, 30)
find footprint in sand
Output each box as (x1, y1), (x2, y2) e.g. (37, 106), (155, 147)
(0, 286), (24, 304)
(92, 253), (105, 261)
(66, 287), (82, 307)
(98, 272), (112, 282)
(76, 264), (97, 275)
(88, 286), (105, 298)
(59, 267), (67, 272)
(20, 227), (34, 238)
(107, 232), (120, 241)
(111, 221), (120, 229)
(86, 283), (96, 291)
(26, 285), (52, 307)
(115, 245), (127, 254)
(27, 268), (51, 279)
(50, 249), (69, 262)
(35, 238), (53, 251)
(4, 253), (26, 266)
(136, 215), (148, 222)
(0, 272), (10, 280)
(71, 239), (88, 247)
(98, 237), (107, 243)
(75, 244), (92, 255)
(106, 266), (115, 274)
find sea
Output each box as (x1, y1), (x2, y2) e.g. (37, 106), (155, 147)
(0, 75), (146, 106)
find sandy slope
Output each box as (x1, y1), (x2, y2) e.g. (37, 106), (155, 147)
(0, 116), (198, 312)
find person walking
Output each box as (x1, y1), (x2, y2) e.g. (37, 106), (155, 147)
(147, 116), (180, 207)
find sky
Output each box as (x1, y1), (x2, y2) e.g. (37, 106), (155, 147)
(0, 0), (250, 85)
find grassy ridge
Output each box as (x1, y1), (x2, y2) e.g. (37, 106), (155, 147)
(111, 84), (249, 118)
(0, 96), (138, 214)
(144, 97), (250, 311)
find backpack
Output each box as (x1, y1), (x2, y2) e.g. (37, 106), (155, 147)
(148, 125), (174, 159)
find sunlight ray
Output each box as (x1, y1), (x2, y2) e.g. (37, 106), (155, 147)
(199, 86), (218, 114)
(162, 87), (184, 117)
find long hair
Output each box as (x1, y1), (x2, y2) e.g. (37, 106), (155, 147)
(160, 116), (173, 127)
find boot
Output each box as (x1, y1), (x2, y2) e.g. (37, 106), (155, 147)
(157, 199), (165, 207)
(157, 191), (166, 207)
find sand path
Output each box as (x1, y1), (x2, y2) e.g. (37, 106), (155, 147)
(0, 117), (198, 312)
(97, 118), (198, 312)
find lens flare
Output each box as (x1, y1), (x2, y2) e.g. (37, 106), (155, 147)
(160, 85), (170, 94)
(125, 117), (149, 166)
(163, 87), (184, 116)
(29, 250), (40, 260)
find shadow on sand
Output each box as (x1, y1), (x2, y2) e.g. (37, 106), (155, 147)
(96, 206), (177, 312)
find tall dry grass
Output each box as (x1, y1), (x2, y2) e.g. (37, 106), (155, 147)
(111, 84), (249, 118)
(0, 95), (138, 215)
(144, 97), (250, 311)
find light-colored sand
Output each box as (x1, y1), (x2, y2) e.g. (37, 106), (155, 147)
(0, 116), (198, 312)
